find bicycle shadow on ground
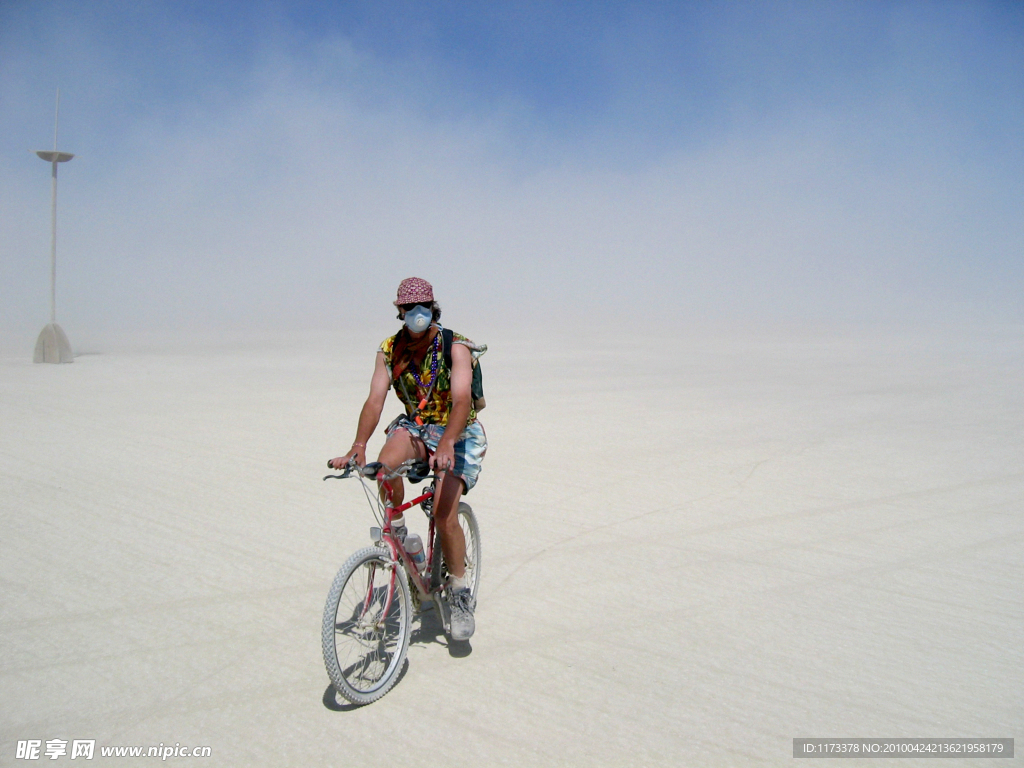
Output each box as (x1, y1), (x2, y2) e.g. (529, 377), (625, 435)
(410, 603), (472, 658)
(409, 603), (446, 645)
(322, 606), (473, 711)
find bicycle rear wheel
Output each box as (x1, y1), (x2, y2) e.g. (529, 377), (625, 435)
(431, 502), (482, 599)
(322, 546), (412, 705)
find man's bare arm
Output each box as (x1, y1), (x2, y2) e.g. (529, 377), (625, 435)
(330, 352), (391, 468)
(432, 342), (472, 470)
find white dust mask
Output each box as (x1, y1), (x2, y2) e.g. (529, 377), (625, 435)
(403, 305), (432, 333)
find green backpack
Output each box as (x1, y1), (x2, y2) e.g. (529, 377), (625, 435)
(441, 328), (486, 411)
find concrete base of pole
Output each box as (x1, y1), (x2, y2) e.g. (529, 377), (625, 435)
(33, 323), (74, 363)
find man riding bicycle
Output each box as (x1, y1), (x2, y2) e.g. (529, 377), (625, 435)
(330, 277), (487, 641)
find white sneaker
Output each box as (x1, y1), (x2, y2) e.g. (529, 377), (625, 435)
(448, 588), (476, 641)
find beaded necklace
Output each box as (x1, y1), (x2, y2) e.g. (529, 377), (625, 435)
(408, 331), (440, 390)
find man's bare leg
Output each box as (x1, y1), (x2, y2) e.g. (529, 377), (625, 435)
(374, 428), (427, 506)
(434, 471), (467, 578)
(436, 470), (474, 640)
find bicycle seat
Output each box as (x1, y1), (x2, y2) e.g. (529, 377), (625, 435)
(407, 460), (431, 483)
(360, 462), (383, 480)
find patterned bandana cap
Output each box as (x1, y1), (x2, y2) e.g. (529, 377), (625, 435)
(394, 277), (434, 306)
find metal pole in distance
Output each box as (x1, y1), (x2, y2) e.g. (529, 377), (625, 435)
(50, 147), (58, 325)
(51, 88), (59, 325)
(32, 88), (75, 363)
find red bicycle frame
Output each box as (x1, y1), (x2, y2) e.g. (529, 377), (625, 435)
(371, 477), (439, 622)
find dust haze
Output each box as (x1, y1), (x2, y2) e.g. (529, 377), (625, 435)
(1, 2), (1021, 354)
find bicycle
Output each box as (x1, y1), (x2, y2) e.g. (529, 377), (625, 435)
(321, 456), (481, 705)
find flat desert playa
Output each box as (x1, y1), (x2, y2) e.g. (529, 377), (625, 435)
(2, 325), (1021, 766)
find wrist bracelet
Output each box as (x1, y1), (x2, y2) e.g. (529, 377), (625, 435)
(352, 442), (366, 448)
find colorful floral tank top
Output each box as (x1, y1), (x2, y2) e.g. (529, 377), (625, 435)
(379, 329), (479, 427)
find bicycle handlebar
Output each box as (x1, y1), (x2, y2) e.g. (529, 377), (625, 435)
(323, 457), (433, 483)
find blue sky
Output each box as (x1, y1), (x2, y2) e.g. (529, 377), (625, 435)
(1, 1), (1022, 345)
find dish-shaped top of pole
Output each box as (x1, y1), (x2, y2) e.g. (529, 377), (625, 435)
(35, 150), (74, 163)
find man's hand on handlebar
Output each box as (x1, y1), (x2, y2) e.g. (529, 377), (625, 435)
(430, 438), (456, 474)
(328, 446), (365, 471)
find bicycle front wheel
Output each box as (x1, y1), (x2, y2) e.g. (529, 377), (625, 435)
(322, 546), (412, 705)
